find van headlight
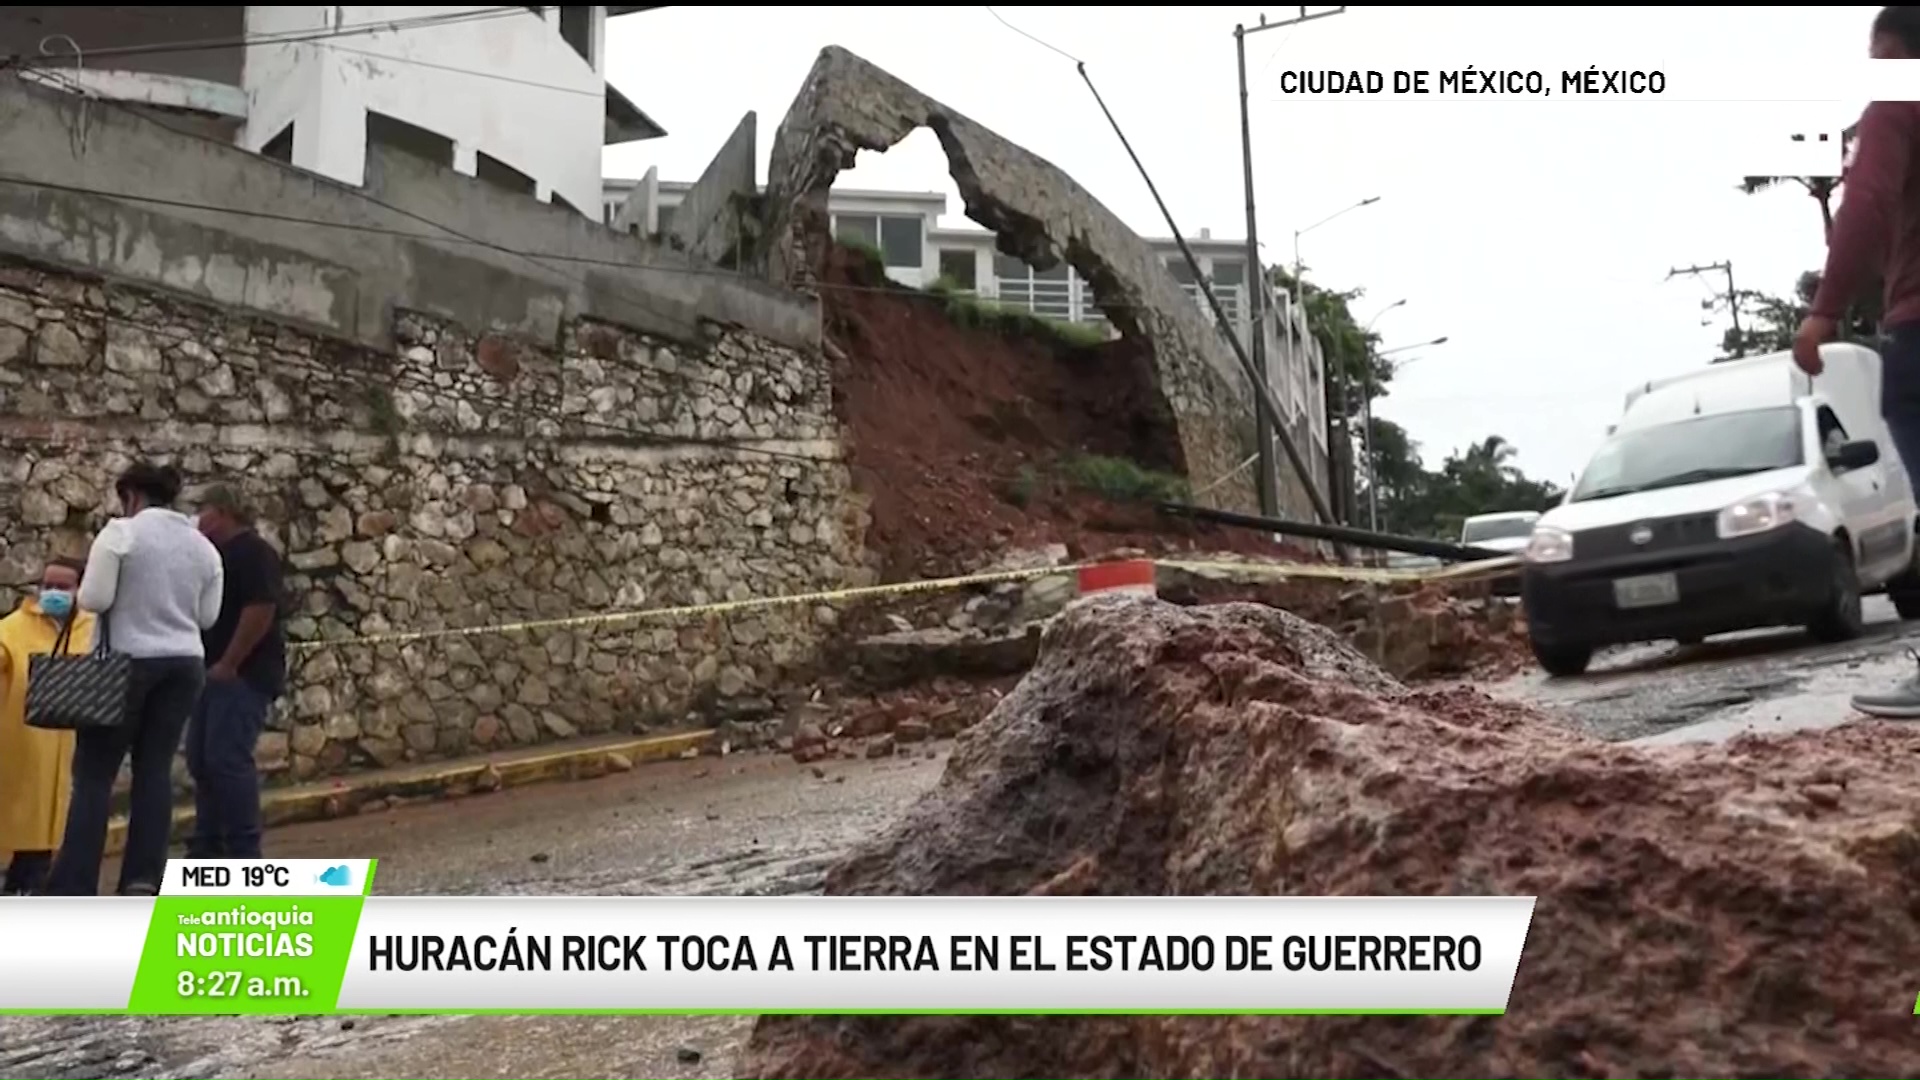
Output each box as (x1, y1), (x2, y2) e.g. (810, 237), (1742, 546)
(1716, 492), (1797, 539)
(1524, 525), (1574, 564)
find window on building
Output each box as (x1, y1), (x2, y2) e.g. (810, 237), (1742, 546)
(365, 111), (454, 169)
(1208, 259), (1245, 326)
(475, 151), (537, 197)
(559, 6), (593, 63)
(834, 214), (923, 269)
(260, 122), (294, 164)
(656, 204), (678, 237)
(938, 249), (976, 290)
(834, 215), (877, 248)
(878, 215), (923, 269)
(1163, 256), (1197, 284)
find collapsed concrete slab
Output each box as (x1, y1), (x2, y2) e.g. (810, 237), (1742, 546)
(665, 111), (759, 265)
(746, 596), (1920, 1078)
(757, 46), (1272, 516)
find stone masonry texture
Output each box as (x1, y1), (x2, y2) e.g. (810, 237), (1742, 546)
(0, 257), (869, 784)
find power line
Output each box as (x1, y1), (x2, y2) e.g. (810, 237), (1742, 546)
(982, 7), (1083, 65)
(7, 7), (532, 68)
(1667, 260), (1742, 351)
(320, 42), (604, 98)
(1076, 55), (1339, 531)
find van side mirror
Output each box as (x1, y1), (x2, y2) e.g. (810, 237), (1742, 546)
(1829, 439), (1881, 472)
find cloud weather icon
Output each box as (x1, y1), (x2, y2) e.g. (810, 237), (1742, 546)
(318, 865), (352, 888)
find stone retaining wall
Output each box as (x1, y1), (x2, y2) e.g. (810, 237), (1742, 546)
(0, 258), (869, 783)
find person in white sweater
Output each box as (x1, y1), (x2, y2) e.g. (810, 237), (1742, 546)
(43, 462), (223, 896)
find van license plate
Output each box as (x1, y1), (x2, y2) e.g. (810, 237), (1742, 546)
(1613, 572), (1679, 609)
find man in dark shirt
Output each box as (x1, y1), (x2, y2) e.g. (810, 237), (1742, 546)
(1800, 8), (1920, 717)
(187, 485), (287, 857)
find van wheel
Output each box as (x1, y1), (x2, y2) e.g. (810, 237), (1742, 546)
(1807, 543), (1865, 643)
(1530, 638), (1593, 677)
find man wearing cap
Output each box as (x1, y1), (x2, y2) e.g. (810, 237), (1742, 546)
(188, 485), (287, 858)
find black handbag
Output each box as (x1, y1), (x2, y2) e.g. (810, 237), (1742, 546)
(25, 610), (130, 731)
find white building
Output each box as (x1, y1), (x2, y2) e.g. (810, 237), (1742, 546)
(602, 177), (1328, 446)
(2, 6), (664, 218)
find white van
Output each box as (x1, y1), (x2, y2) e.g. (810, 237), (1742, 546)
(1519, 343), (1920, 676)
(1461, 511), (1542, 554)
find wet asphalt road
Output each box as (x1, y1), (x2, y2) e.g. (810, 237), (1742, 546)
(1499, 594), (1920, 745)
(6, 600), (1919, 1079)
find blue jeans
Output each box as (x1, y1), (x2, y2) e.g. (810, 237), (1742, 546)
(45, 656), (205, 896)
(184, 678), (271, 859)
(1883, 323), (1920, 484)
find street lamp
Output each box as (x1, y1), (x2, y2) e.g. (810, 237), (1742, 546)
(1293, 196), (1381, 286)
(1289, 195), (1381, 525)
(1356, 301), (1406, 532)
(1365, 299), (1406, 334)
(1378, 336), (1450, 358)
(1364, 335), (1449, 532)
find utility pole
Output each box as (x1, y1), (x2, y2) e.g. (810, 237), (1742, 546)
(1235, 5), (1346, 518)
(1667, 261), (1742, 355)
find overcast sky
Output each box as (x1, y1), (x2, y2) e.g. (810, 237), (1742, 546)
(604, 5), (1880, 488)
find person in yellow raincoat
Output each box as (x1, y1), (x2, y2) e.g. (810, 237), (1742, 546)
(0, 556), (93, 895)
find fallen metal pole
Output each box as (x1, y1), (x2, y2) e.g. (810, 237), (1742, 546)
(1158, 502), (1514, 563)
(1076, 63), (1336, 534)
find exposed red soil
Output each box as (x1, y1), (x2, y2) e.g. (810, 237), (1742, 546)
(747, 597), (1920, 1079)
(820, 246), (1314, 582)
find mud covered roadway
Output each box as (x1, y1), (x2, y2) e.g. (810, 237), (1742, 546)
(0, 752), (946, 1080)
(7, 594), (1920, 1079)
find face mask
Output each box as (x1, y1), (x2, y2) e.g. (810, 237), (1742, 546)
(37, 589), (73, 618)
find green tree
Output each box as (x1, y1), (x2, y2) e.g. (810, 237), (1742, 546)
(1739, 123), (1856, 239)
(1712, 270), (1881, 359)
(1265, 266), (1391, 406)
(1358, 422), (1563, 540)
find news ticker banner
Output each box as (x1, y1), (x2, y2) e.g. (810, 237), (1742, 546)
(0, 860), (1537, 1016)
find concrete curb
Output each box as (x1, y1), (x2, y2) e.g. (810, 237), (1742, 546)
(104, 729), (716, 856)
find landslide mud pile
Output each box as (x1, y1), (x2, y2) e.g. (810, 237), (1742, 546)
(746, 597), (1920, 1078)
(819, 246), (1312, 582)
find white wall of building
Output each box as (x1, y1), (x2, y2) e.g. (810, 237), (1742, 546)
(244, 6), (611, 214)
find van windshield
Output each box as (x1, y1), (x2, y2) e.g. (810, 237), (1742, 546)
(1570, 406), (1803, 503)
(1461, 517), (1536, 542)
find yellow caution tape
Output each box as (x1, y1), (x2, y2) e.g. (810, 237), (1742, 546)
(289, 554), (1523, 653)
(1155, 554), (1521, 586)
(288, 562), (1096, 653)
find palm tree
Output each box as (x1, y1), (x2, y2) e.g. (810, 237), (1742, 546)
(1739, 124), (1857, 240)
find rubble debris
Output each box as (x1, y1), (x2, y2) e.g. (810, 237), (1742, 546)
(746, 596), (1920, 1078)
(849, 624), (1042, 689)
